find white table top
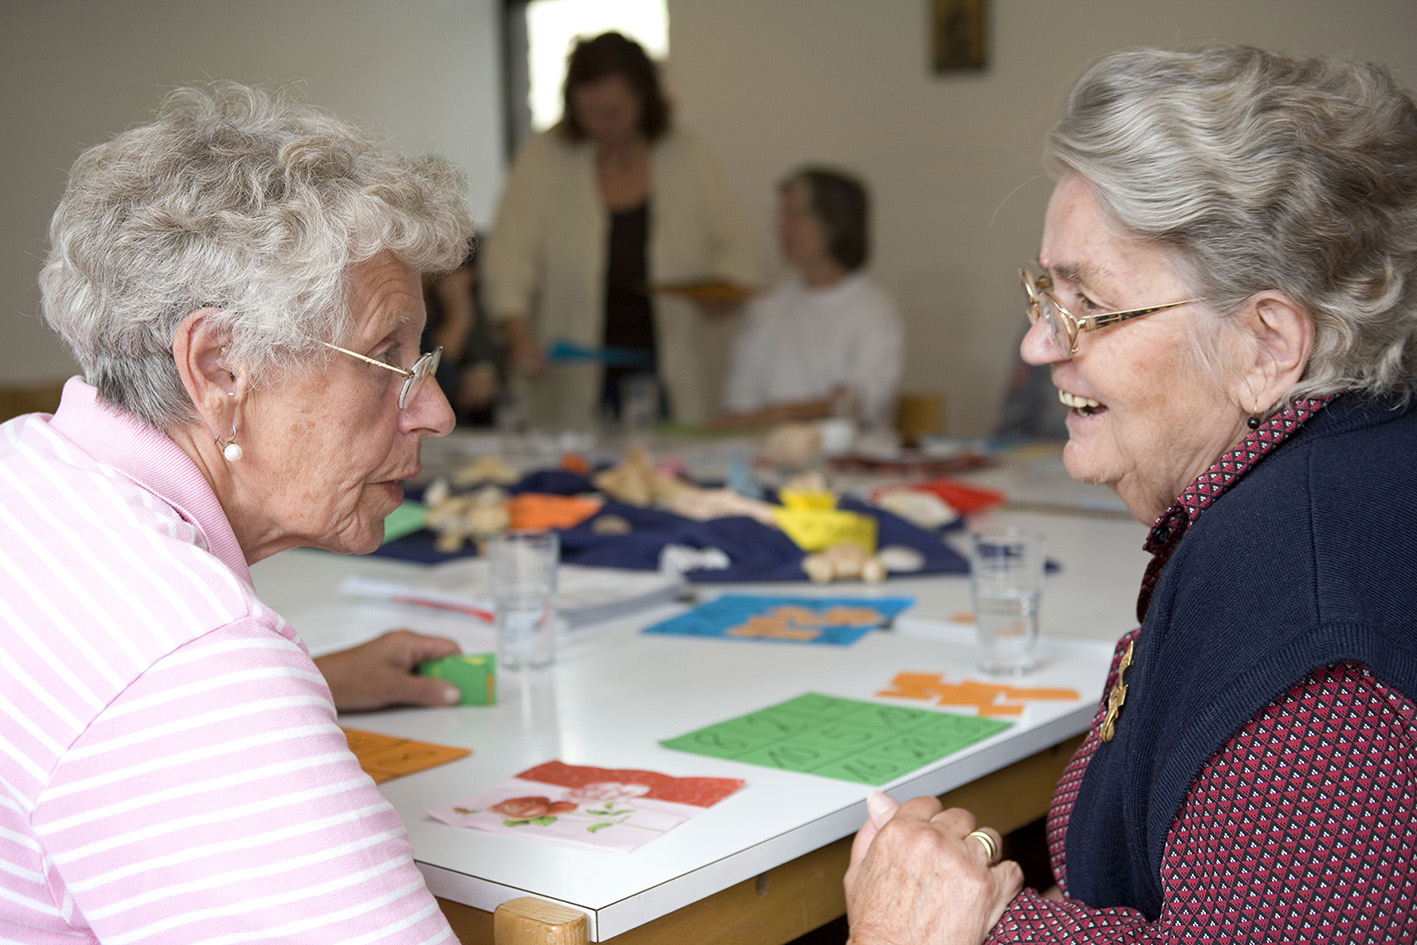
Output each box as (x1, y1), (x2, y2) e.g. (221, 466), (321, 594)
(250, 488), (1150, 940)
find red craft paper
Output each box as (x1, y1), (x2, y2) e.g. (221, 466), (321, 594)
(873, 478), (1005, 515)
(516, 760), (744, 808)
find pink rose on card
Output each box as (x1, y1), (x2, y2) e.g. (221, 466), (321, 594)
(429, 761), (746, 853)
(490, 796), (577, 821)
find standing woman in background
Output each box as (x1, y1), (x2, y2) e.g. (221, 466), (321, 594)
(483, 31), (760, 428)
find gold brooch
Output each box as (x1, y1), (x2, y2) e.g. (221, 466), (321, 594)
(1099, 640), (1134, 742)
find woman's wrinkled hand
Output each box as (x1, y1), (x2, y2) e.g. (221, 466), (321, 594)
(314, 629), (462, 711)
(844, 793), (1023, 945)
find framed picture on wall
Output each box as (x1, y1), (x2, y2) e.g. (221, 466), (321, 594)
(932, 0), (987, 72)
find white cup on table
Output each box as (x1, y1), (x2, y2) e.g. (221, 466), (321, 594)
(487, 530), (560, 670)
(969, 528), (1045, 676)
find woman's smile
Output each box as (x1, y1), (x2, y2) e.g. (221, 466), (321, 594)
(1058, 388), (1103, 416)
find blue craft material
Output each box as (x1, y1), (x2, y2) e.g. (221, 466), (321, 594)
(643, 594), (915, 646)
(724, 461), (765, 500)
(545, 339), (654, 368)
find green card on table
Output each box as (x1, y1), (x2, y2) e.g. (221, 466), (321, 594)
(660, 692), (1011, 785)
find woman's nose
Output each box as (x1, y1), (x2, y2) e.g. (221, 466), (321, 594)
(1020, 317), (1061, 366)
(404, 377), (456, 438)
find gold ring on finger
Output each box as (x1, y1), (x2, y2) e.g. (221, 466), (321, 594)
(966, 829), (1000, 865)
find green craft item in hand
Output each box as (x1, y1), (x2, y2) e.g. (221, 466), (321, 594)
(418, 653), (497, 705)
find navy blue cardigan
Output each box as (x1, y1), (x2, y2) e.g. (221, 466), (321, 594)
(1064, 396), (1417, 918)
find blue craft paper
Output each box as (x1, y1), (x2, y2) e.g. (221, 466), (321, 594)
(643, 594), (915, 646)
(545, 338), (654, 367)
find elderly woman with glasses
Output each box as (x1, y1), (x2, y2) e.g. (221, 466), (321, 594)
(844, 44), (1417, 944)
(0, 84), (474, 941)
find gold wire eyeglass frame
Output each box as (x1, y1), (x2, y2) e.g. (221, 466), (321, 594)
(322, 342), (442, 409)
(1019, 268), (1203, 359)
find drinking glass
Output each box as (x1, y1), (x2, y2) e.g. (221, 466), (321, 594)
(969, 528), (1045, 675)
(487, 530), (559, 669)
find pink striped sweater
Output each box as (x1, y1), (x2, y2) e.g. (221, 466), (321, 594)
(0, 379), (453, 943)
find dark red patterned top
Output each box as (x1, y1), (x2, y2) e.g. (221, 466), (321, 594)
(988, 397), (1417, 942)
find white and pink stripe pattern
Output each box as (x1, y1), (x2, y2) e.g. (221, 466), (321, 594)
(1, 379), (452, 943)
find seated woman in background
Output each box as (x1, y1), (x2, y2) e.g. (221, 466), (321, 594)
(0, 83), (473, 941)
(845, 44), (1417, 943)
(718, 167), (904, 429)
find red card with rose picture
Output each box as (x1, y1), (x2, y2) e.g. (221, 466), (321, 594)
(427, 760), (745, 853)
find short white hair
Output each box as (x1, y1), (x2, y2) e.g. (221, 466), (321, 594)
(1047, 45), (1417, 403)
(40, 82), (474, 430)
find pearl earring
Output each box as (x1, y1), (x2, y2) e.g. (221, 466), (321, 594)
(217, 425), (243, 462)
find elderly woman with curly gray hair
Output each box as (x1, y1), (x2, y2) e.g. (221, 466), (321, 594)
(0, 84), (474, 941)
(845, 44), (1417, 944)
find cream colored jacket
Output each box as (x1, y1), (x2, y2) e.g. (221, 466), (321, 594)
(483, 127), (760, 426)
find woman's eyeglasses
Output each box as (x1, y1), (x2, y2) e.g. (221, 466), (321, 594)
(322, 343), (442, 409)
(1020, 268), (1203, 360)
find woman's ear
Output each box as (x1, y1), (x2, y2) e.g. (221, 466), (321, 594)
(171, 307), (241, 433)
(1233, 292), (1315, 415)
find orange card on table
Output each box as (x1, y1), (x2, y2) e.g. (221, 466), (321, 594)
(342, 728), (471, 784)
(506, 493), (601, 530)
(876, 671), (1079, 718)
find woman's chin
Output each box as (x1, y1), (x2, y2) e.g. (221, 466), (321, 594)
(348, 528), (385, 556)
(332, 483), (403, 555)
(1060, 436), (1113, 489)
(309, 528), (383, 557)
(313, 509), (388, 557)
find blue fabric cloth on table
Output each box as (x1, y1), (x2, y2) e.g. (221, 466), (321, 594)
(514, 469), (598, 495)
(374, 471), (969, 581)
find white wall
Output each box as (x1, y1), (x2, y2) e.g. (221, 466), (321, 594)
(4, 0), (1417, 433)
(0, 0), (504, 385)
(667, 0), (1417, 432)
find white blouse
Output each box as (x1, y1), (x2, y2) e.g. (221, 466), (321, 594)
(722, 272), (904, 426)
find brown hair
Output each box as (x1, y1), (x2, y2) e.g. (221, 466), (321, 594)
(560, 32), (670, 142)
(781, 166), (870, 271)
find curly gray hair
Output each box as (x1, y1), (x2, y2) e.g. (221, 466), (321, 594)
(1045, 44), (1417, 403)
(40, 82), (474, 430)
